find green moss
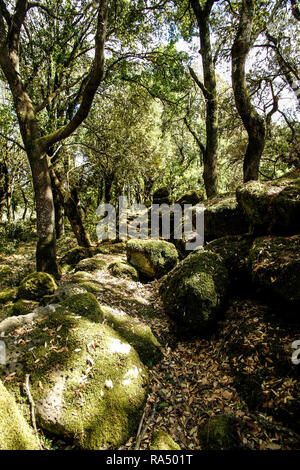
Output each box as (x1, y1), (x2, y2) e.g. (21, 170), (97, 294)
(70, 271), (97, 283)
(126, 239), (178, 279)
(0, 288), (17, 305)
(62, 292), (104, 323)
(0, 310), (148, 450)
(75, 256), (109, 273)
(60, 246), (91, 267)
(0, 381), (39, 450)
(0, 265), (10, 282)
(150, 431), (181, 450)
(160, 249), (229, 333)
(176, 190), (204, 206)
(108, 261), (139, 281)
(17, 272), (57, 301)
(101, 305), (163, 365)
(7, 299), (39, 316)
(198, 415), (240, 450)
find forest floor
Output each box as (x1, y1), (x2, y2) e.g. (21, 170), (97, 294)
(0, 236), (299, 451)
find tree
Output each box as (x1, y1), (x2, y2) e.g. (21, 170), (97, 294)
(0, 0), (108, 277)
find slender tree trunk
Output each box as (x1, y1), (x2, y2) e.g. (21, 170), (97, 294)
(189, 0), (218, 198)
(49, 165), (92, 247)
(231, 0), (266, 182)
(51, 181), (64, 239)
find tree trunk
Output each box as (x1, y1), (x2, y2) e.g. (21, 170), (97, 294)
(231, 0), (266, 182)
(52, 182), (64, 239)
(189, 0), (218, 198)
(49, 165), (92, 248)
(29, 152), (60, 277)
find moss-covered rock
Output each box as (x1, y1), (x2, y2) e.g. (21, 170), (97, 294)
(160, 249), (229, 333)
(69, 271), (97, 283)
(53, 283), (90, 302)
(75, 255), (109, 273)
(0, 265), (10, 283)
(0, 380), (39, 450)
(96, 242), (126, 255)
(17, 272), (57, 301)
(176, 190), (204, 206)
(205, 235), (253, 293)
(150, 431), (181, 450)
(0, 288), (17, 305)
(236, 172), (300, 235)
(62, 292), (104, 323)
(198, 195), (248, 242)
(7, 299), (39, 316)
(249, 235), (300, 311)
(198, 415), (240, 450)
(126, 239), (178, 279)
(108, 261), (139, 281)
(60, 246), (91, 267)
(101, 305), (163, 365)
(0, 309), (148, 450)
(152, 187), (172, 205)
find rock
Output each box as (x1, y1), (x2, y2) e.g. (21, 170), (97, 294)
(101, 305), (163, 365)
(53, 283), (89, 302)
(249, 234), (300, 311)
(126, 239), (178, 279)
(0, 265), (10, 283)
(198, 415), (240, 450)
(75, 255), (110, 273)
(160, 249), (229, 333)
(236, 171), (300, 235)
(60, 246), (91, 267)
(150, 431), (181, 450)
(62, 292), (104, 323)
(6, 299), (39, 316)
(0, 380), (39, 450)
(197, 194), (248, 242)
(0, 288), (17, 305)
(176, 190), (204, 206)
(96, 242), (126, 254)
(0, 309), (148, 450)
(152, 187), (172, 205)
(205, 235), (253, 293)
(108, 261), (139, 281)
(17, 272), (57, 301)
(69, 271), (97, 283)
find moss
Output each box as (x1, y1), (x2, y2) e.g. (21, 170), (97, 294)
(150, 431), (181, 450)
(198, 415), (240, 450)
(200, 195), (248, 242)
(0, 381), (39, 450)
(70, 271), (97, 283)
(126, 239), (178, 279)
(0, 288), (17, 305)
(62, 292), (104, 323)
(236, 173), (300, 235)
(233, 373), (264, 411)
(95, 242), (126, 255)
(101, 305), (163, 365)
(0, 310), (148, 450)
(176, 190), (204, 206)
(75, 255), (110, 273)
(0, 265), (10, 282)
(60, 246), (91, 267)
(108, 261), (139, 281)
(160, 249), (229, 333)
(17, 272), (57, 301)
(249, 235), (300, 311)
(7, 299), (39, 316)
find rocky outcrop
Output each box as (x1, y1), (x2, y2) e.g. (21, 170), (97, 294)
(17, 272), (57, 301)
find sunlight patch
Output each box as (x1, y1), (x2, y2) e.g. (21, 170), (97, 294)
(108, 337), (131, 355)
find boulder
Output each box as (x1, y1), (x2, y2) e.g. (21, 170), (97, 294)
(126, 239), (178, 279)
(75, 255), (109, 273)
(249, 235), (300, 312)
(0, 309), (148, 450)
(198, 415), (240, 450)
(108, 261), (139, 281)
(205, 235), (253, 292)
(236, 171), (300, 235)
(197, 194), (248, 242)
(150, 431), (181, 450)
(176, 190), (204, 206)
(60, 246), (91, 267)
(17, 272), (57, 301)
(62, 292), (104, 323)
(0, 380), (39, 450)
(6, 299), (39, 316)
(0, 288), (17, 305)
(160, 249), (229, 333)
(152, 187), (172, 205)
(101, 305), (163, 365)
